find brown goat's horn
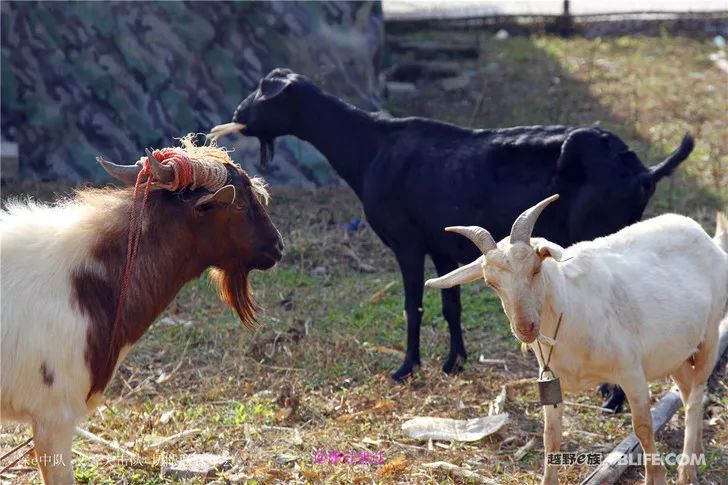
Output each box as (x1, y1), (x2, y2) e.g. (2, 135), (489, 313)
(145, 148), (175, 185)
(97, 156), (142, 186)
(510, 194), (560, 244)
(445, 226), (497, 254)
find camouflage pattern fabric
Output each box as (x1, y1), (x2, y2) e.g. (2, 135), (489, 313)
(1, 1), (383, 185)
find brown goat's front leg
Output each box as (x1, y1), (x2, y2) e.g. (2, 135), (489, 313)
(541, 402), (563, 485)
(621, 376), (666, 485)
(32, 417), (75, 484)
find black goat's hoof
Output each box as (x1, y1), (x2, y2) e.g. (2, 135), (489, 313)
(442, 353), (467, 375)
(390, 361), (419, 382)
(601, 385), (626, 413)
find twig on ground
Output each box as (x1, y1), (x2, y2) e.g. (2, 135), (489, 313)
(148, 429), (202, 449)
(514, 437), (538, 461)
(156, 338), (191, 384)
(367, 281), (396, 304)
(386, 440), (430, 451)
(421, 461), (500, 484)
(75, 428), (137, 458)
(564, 401), (615, 413)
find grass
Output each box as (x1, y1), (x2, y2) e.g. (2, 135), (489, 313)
(2, 32), (727, 484)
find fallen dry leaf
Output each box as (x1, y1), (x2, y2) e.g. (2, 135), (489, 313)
(373, 345), (405, 357)
(274, 407), (293, 423)
(377, 454), (410, 477)
(337, 399), (396, 423)
(299, 468), (323, 481)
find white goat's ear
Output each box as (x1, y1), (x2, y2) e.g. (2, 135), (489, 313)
(535, 241), (564, 261)
(195, 185), (236, 211)
(425, 256), (484, 289)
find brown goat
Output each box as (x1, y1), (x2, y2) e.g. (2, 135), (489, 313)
(1, 148), (282, 484)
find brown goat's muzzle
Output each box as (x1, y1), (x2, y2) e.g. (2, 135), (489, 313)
(251, 238), (283, 270)
(252, 250), (282, 270)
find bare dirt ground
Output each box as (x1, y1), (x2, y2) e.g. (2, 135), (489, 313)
(1, 32), (727, 484)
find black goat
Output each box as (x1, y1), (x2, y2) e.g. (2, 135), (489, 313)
(211, 68), (693, 411)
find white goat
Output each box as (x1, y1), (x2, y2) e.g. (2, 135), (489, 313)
(426, 195), (728, 485)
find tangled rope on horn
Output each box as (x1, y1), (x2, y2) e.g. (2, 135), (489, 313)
(138, 135), (235, 192)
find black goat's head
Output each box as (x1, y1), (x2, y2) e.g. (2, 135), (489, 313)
(210, 68), (304, 167)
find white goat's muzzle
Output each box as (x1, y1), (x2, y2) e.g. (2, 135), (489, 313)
(514, 320), (538, 343)
(209, 122), (246, 139)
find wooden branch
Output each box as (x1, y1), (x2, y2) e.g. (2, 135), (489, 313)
(75, 428), (137, 458)
(580, 316), (728, 485)
(148, 429), (202, 449)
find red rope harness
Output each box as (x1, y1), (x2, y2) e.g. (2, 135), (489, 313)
(103, 149), (194, 374)
(153, 148), (195, 189)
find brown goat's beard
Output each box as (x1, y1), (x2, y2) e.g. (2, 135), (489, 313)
(209, 265), (258, 329)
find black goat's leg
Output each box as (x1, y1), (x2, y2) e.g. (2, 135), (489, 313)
(431, 254), (467, 374)
(390, 247), (426, 382)
(601, 384), (626, 413)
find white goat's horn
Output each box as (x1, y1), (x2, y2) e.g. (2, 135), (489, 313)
(510, 194), (560, 244)
(145, 148), (175, 185)
(425, 256), (484, 289)
(445, 226), (497, 254)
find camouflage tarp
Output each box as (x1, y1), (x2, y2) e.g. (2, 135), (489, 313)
(1, 1), (383, 186)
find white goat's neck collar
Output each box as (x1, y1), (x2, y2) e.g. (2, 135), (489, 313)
(534, 262), (566, 350)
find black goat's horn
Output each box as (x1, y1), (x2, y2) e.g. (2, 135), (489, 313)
(510, 194), (560, 244)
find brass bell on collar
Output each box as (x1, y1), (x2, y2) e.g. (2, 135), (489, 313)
(538, 367), (562, 407)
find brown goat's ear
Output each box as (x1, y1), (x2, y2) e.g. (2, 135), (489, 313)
(194, 185), (236, 211)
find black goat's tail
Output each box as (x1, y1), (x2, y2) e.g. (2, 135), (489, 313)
(649, 133), (694, 182)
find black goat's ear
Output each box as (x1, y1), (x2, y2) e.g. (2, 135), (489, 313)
(194, 185), (236, 211)
(259, 77), (293, 100)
